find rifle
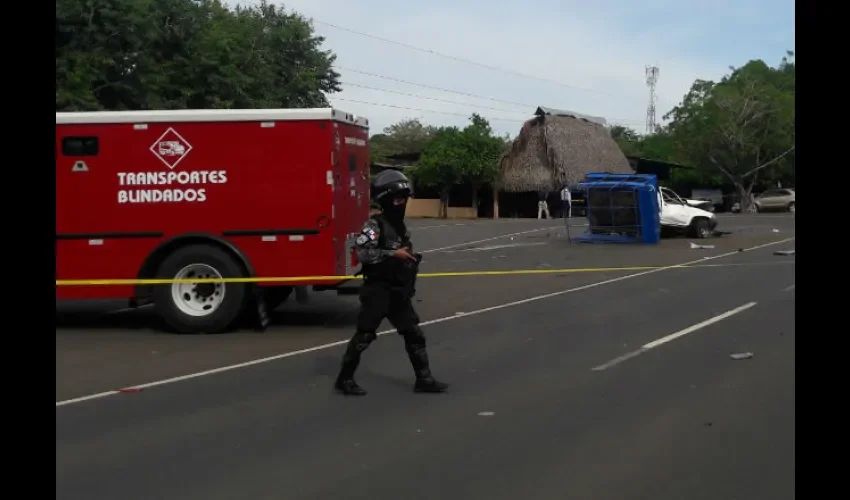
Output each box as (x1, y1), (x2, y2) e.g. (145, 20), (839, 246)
(401, 252), (423, 298)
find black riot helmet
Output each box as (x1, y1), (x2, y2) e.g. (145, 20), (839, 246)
(371, 168), (412, 223)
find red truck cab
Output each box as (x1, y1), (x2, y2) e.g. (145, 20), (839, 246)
(56, 108), (371, 333)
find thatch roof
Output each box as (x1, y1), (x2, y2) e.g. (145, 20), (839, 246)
(499, 110), (632, 192)
(535, 106), (607, 126)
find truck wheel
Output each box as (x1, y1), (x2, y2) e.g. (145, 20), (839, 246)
(152, 244), (248, 334)
(690, 218), (711, 239)
(787, 202), (795, 213)
(262, 286), (293, 311)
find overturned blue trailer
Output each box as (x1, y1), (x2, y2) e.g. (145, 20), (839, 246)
(572, 173), (661, 244)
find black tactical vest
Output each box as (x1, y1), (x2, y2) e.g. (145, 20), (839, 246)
(362, 215), (412, 284)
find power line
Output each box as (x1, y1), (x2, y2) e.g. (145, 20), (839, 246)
(315, 18), (680, 111)
(339, 81), (646, 126)
(341, 82), (534, 115)
(338, 66), (531, 109)
(332, 98), (644, 129)
(258, 36), (649, 126)
(314, 19), (612, 96)
(332, 98), (528, 123)
(259, 36), (648, 128)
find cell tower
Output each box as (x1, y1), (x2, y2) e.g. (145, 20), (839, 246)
(645, 65), (659, 134)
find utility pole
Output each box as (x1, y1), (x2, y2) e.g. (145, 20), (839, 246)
(645, 65), (659, 135)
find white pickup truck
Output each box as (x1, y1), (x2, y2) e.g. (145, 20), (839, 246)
(658, 186), (717, 239)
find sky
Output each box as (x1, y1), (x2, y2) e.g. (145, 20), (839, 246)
(231, 0), (794, 138)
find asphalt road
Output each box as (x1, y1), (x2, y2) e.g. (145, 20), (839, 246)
(56, 227), (795, 500)
(55, 214), (795, 401)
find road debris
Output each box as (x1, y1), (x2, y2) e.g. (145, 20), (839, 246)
(729, 352), (754, 360)
(689, 242), (716, 249)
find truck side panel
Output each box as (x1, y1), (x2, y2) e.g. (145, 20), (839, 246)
(56, 119), (338, 299)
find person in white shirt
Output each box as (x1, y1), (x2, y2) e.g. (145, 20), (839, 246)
(537, 190), (550, 219)
(560, 184), (572, 219)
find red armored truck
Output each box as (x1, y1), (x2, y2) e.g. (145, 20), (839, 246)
(56, 108), (371, 333)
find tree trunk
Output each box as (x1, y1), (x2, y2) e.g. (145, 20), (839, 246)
(439, 187), (450, 218)
(493, 185), (500, 220)
(736, 184), (749, 211)
(470, 183), (479, 219)
(735, 179), (755, 212)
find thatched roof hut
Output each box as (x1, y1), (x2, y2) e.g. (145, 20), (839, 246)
(499, 107), (633, 192)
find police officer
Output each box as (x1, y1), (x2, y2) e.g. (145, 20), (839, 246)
(335, 169), (449, 396)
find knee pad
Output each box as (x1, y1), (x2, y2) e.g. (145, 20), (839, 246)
(351, 331), (377, 351)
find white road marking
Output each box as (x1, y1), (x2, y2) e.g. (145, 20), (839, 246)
(715, 214), (793, 218)
(414, 223), (465, 230)
(592, 301), (758, 371)
(421, 226), (560, 253)
(783, 284), (795, 292)
(642, 302), (757, 349)
(686, 261), (793, 269)
(445, 242), (548, 253)
(56, 237), (794, 408)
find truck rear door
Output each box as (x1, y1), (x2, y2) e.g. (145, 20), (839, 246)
(333, 121), (370, 278)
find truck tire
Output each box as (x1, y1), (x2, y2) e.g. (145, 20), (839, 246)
(152, 244), (248, 334)
(690, 218), (711, 239)
(262, 286), (293, 311)
(787, 202), (795, 213)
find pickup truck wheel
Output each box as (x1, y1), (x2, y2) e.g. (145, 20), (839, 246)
(690, 218), (711, 239)
(152, 244), (248, 334)
(787, 202), (795, 213)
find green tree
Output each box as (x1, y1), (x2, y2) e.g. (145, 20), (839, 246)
(413, 114), (506, 217)
(56, 0), (340, 111)
(663, 53), (795, 208)
(411, 126), (463, 217)
(458, 114), (506, 211)
(608, 125), (642, 156)
(370, 118), (437, 163)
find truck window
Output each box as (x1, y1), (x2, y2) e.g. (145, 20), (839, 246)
(61, 136), (99, 156)
(348, 153), (356, 172)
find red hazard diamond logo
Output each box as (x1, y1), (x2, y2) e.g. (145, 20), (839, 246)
(150, 127), (193, 170)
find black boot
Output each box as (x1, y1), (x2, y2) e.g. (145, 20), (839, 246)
(414, 377), (449, 393)
(334, 332), (375, 396)
(406, 343), (449, 393)
(334, 377), (367, 396)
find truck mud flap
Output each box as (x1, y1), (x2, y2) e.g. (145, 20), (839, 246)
(294, 285), (310, 304)
(252, 285), (270, 332)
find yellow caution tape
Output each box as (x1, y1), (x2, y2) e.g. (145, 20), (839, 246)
(55, 265), (683, 286)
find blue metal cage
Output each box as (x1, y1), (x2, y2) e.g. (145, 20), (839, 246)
(572, 173), (661, 244)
